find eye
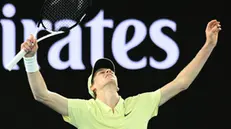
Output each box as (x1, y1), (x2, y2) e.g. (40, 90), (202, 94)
(99, 71), (105, 74)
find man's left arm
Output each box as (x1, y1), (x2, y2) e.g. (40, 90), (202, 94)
(159, 19), (221, 106)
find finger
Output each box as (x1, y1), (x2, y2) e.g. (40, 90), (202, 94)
(206, 20), (216, 30)
(217, 24), (221, 28)
(211, 25), (221, 33)
(26, 39), (34, 48)
(31, 42), (35, 47)
(32, 38), (37, 45)
(211, 21), (220, 30)
(211, 25), (217, 32)
(209, 19), (217, 24)
(30, 34), (37, 44)
(29, 34), (34, 40)
(218, 26), (222, 31)
(217, 25), (221, 30)
(21, 42), (26, 52)
(212, 21), (219, 27)
(208, 19), (217, 27)
(216, 22), (221, 30)
(215, 28), (221, 33)
(26, 34), (32, 44)
(27, 34), (37, 46)
(22, 43), (32, 52)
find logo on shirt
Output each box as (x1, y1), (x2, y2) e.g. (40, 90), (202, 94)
(124, 111), (132, 117)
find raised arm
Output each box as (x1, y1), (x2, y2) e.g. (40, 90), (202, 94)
(159, 19), (221, 106)
(22, 34), (68, 116)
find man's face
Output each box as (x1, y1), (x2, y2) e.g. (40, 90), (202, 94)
(91, 68), (118, 91)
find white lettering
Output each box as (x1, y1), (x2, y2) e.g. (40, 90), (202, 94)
(2, 3), (15, 18)
(85, 10), (114, 67)
(0, 3), (180, 71)
(1, 19), (18, 70)
(1, 3), (19, 70)
(112, 19), (147, 69)
(149, 19), (179, 69)
(48, 20), (85, 70)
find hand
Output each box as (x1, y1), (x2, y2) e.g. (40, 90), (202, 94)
(21, 34), (38, 57)
(205, 19), (221, 46)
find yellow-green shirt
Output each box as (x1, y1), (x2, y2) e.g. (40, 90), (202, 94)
(63, 89), (161, 129)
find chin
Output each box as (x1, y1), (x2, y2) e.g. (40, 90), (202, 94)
(106, 80), (118, 87)
(104, 81), (119, 92)
(108, 81), (117, 86)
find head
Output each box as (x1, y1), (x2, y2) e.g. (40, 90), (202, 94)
(88, 58), (118, 98)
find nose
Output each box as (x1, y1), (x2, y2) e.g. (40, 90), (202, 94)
(106, 69), (113, 74)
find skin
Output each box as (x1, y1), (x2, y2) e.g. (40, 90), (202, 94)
(21, 19), (221, 116)
(90, 68), (120, 111)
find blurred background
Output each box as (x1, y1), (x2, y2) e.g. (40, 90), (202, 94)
(0, 0), (229, 129)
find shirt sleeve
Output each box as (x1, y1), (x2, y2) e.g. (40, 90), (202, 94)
(62, 99), (87, 128)
(136, 89), (161, 119)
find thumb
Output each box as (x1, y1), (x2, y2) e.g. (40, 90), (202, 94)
(29, 34), (36, 41)
(29, 34), (33, 38)
(30, 34), (37, 43)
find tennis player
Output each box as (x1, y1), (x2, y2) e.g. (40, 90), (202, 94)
(21, 19), (221, 129)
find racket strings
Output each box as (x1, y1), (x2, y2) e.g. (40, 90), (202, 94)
(41, 0), (91, 31)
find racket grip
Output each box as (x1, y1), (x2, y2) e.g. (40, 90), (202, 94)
(6, 49), (27, 71)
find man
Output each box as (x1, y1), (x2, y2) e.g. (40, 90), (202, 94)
(21, 19), (221, 129)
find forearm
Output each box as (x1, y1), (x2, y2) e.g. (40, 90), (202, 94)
(159, 20), (221, 106)
(26, 65), (68, 116)
(27, 71), (49, 100)
(24, 55), (49, 100)
(175, 42), (216, 88)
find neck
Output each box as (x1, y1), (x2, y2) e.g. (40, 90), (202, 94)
(97, 84), (120, 109)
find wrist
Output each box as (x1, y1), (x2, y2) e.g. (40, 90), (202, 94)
(205, 40), (217, 47)
(204, 42), (216, 49)
(23, 54), (39, 73)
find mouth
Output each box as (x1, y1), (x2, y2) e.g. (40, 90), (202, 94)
(106, 74), (113, 78)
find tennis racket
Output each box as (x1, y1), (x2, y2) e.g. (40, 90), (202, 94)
(6, 0), (92, 71)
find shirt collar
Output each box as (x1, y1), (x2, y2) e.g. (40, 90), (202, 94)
(95, 96), (124, 114)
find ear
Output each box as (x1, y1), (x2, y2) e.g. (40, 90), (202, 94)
(117, 87), (120, 91)
(90, 85), (96, 91)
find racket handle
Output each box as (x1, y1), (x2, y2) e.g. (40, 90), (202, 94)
(6, 49), (27, 71)
(6, 31), (64, 71)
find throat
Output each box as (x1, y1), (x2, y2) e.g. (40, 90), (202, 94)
(97, 90), (120, 109)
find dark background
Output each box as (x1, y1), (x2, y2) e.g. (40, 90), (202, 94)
(0, 0), (229, 129)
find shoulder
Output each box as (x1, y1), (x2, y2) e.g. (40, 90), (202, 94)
(124, 89), (161, 107)
(67, 98), (96, 109)
(125, 89), (161, 101)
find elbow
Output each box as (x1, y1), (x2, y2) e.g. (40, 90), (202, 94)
(33, 95), (44, 102)
(174, 78), (191, 91)
(181, 85), (189, 91)
(33, 92), (49, 103)
(33, 95), (43, 102)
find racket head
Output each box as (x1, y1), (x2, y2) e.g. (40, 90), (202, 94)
(38, 0), (92, 32)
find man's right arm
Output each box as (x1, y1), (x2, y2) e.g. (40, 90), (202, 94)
(22, 34), (68, 116)
(27, 71), (68, 116)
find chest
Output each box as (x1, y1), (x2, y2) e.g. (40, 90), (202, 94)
(80, 108), (148, 129)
